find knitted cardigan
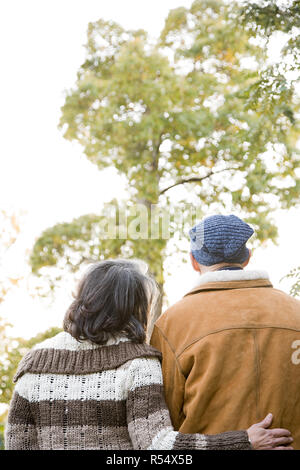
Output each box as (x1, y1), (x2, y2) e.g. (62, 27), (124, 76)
(5, 332), (252, 450)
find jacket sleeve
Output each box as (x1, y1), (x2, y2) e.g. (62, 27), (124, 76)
(150, 324), (186, 430)
(126, 356), (252, 450)
(5, 378), (39, 450)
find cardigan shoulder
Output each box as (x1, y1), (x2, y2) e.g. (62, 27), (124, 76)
(14, 332), (162, 382)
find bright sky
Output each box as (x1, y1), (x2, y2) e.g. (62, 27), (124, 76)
(0, 0), (299, 339)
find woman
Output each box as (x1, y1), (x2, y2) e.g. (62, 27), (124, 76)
(5, 259), (293, 450)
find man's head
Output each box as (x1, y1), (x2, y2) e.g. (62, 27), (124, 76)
(189, 214), (254, 274)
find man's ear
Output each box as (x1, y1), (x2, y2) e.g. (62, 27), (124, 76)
(242, 249), (252, 268)
(190, 253), (201, 272)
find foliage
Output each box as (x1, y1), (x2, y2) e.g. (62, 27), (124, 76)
(239, 0), (300, 294)
(0, 210), (61, 449)
(238, 1), (300, 115)
(0, 326), (62, 406)
(31, 0), (300, 296)
(0, 210), (22, 304)
(283, 265), (300, 297)
(0, 422), (4, 450)
(30, 199), (204, 284)
(0, 322), (61, 450)
(240, 0), (300, 44)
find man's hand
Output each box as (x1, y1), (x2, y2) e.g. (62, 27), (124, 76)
(247, 413), (293, 450)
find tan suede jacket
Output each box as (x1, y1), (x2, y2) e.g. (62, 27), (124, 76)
(150, 270), (300, 449)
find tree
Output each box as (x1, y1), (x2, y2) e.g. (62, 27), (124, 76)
(30, 0), (300, 316)
(238, 1), (300, 132)
(240, 0), (300, 63)
(238, 0), (300, 297)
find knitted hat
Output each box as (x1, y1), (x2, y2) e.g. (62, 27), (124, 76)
(189, 214), (254, 266)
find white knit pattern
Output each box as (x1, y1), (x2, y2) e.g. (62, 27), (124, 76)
(147, 427), (177, 450)
(15, 357), (163, 403)
(126, 357), (163, 392)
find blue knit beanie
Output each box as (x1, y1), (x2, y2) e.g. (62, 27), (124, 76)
(189, 215), (254, 266)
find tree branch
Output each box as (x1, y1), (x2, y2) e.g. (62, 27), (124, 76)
(159, 167), (236, 196)
(151, 131), (164, 172)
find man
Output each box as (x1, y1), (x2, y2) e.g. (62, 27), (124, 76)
(150, 214), (300, 449)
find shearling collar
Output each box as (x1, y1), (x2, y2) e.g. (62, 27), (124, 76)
(185, 269), (272, 297)
(193, 269), (270, 287)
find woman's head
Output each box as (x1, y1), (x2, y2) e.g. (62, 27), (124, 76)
(63, 259), (158, 345)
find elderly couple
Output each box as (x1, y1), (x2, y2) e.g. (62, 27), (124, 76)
(6, 215), (300, 450)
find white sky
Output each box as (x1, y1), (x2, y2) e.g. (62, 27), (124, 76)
(0, 0), (299, 339)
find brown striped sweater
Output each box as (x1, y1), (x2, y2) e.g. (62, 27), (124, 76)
(5, 332), (252, 450)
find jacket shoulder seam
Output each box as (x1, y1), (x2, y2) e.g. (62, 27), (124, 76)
(176, 324), (300, 359)
(153, 325), (185, 377)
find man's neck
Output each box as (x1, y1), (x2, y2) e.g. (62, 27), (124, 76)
(200, 262), (244, 274)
